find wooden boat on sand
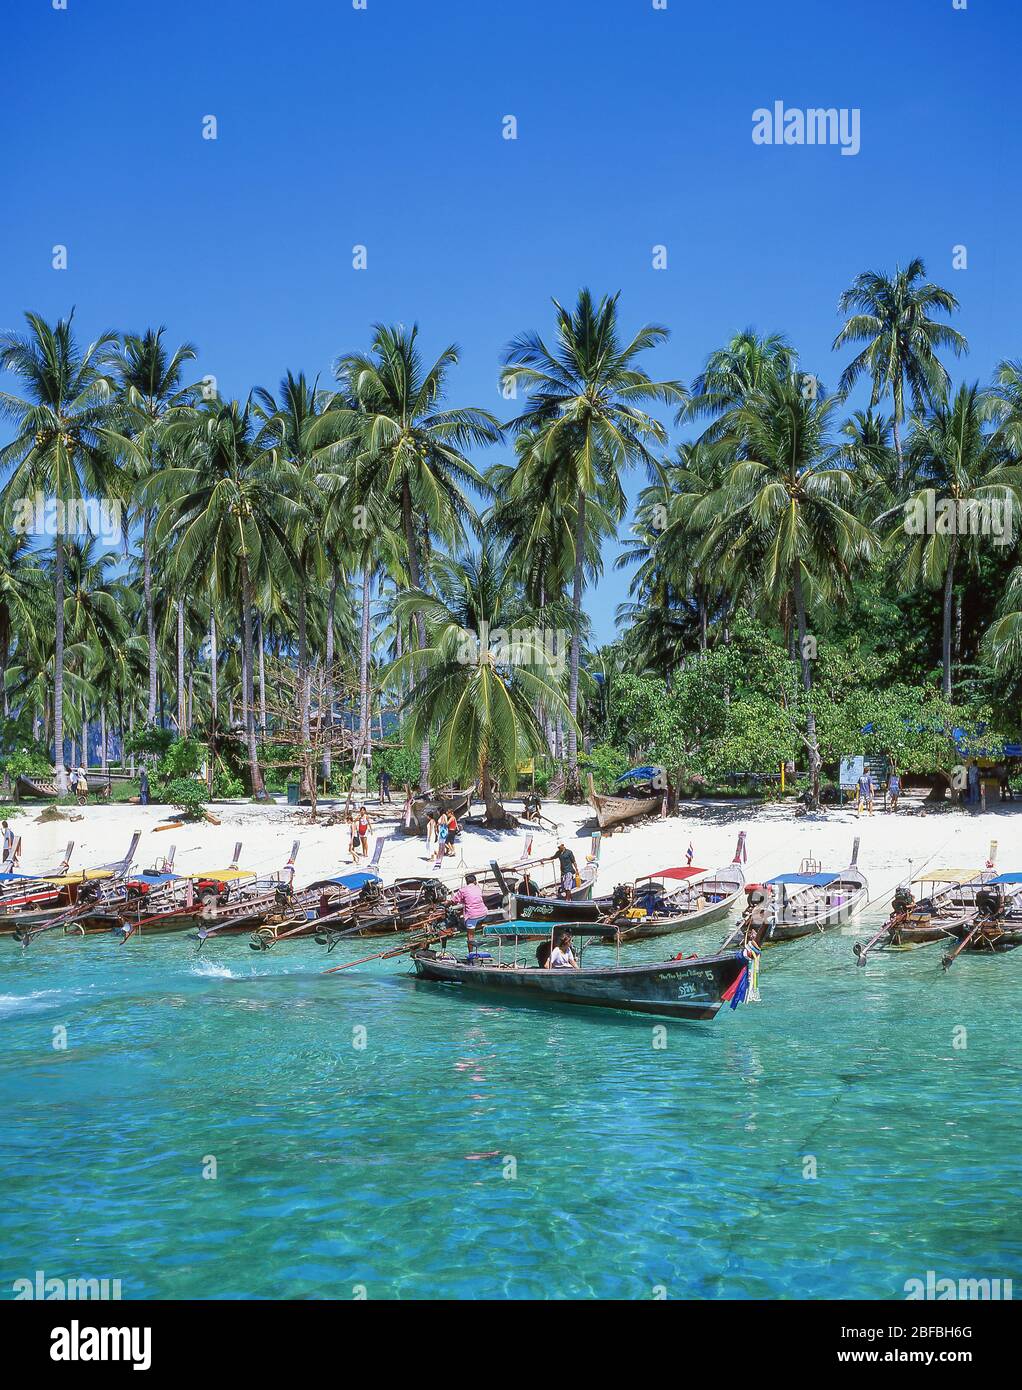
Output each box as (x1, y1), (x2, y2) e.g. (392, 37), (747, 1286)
(409, 920), (750, 1021)
(400, 787), (473, 836)
(587, 772), (663, 832)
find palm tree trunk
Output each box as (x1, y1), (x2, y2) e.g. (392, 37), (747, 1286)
(401, 474), (430, 791)
(176, 597), (186, 732)
(208, 608), (218, 723)
(240, 562), (265, 796)
(258, 613), (267, 734)
(101, 705), (108, 773)
(143, 510), (158, 723)
(792, 564), (821, 807)
(359, 567), (371, 764)
(53, 530), (67, 793)
(565, 487), (587, 800)
(323, 565), (337, 782)
(942, 541), (958, 698)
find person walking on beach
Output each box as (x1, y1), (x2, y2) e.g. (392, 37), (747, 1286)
(555, 842), (578, 894)
(139, 767), (150, 805)
(855, 769), (874, 816)
(379, 768), (392, 805)
(355, 804), (372, 858)
(444, 809), (458, 852)
(424, 813), (438, 858)
(76, 766), (88, 804)
(434, 814), (450, 866)
(1, 820), (15, 869)
(347, 815), (362, 862)
(887, 769), (901, 812)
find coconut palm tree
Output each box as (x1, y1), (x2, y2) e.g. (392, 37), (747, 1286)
(897, 384), (1022, 697)
(688, 330), (796, 442)
(387, 546), (574, 822)
(113, 327), (197, 722)
(314, 325), (502, 789)
(501, 289), (685, 796)
(0, 529), (46, 719)
(833, 260), (968, 476)
(156, 400), (302, 794)
(697, 371), (876, 804)
(0, 312), (119, 791)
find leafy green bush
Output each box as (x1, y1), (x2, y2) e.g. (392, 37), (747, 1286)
(157, 737), (206, 781)
(0, 744), (54, 781)
(123, 724), (175, 761)
(162, 777), (208, 820)
(580, 743), (631, 793)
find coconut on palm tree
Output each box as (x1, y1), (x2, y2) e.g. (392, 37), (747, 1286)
(501, 289), (685, 797)
(696, 371), (876, 804)
(897, 384), (1021, 697)
(0, 312), (119, 791)
(387, 546), (574, 824)
(312, 325), (502, 790)
(833, 260), (968, 477)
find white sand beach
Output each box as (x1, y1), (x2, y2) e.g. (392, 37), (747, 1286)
(9, 792), (1018, 907)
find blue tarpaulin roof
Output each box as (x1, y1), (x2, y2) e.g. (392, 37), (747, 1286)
(130, 871), (180, 886)
(767, 871), (840, 887)
(313, 870), (380, 890)
(615, 766), (658, 783)
(991, 873), (1022, 885)
(0, 871), (32, 882)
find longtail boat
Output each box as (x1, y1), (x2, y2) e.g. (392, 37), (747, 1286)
(194, 842), (301, 942)
(400, 787), (474, 836)
(4, 834), (142, 941)
(853, 851), (999, 964)
(409, 920), (751, 1021)
(606, 832), (748, 941)
(730, 838), (867, 947)
(250, 869), (382, 949)
(942, 874), (1022, 969)
(587, 772), (662, 832)
(313, 875), (452, 949)
(0, 840), (74, 903)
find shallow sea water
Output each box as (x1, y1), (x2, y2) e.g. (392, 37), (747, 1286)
(1, 911), (1020, 1300)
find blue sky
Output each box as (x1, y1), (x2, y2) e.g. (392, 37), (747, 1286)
(3, 0), (1019, 642)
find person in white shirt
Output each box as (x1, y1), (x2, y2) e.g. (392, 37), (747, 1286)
(548, 930), (578, 968)
(1, 820), (15, 868)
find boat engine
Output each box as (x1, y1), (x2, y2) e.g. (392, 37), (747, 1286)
(420, 879), (448, 904)
(611, 883), (634, 911)
(975, 888), (1002, 919)
(358, 881), (383, 905)
(892, 886), (915, 914)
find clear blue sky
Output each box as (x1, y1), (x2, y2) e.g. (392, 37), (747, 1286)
(3, 0), (1019, 642)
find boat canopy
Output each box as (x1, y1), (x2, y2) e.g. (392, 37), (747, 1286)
(481, 920), (621, 937)
(614, 765), (659, 783)
(43, 869), (115, 885)
(914, 869), (981, 884)
(310, 871), (380, 890)
(991, 872), (1022, 884)
(0, 871), (33, 882)
(641, 866), (705, 882)
(767, 871), (839, 887)
(188, 868), (255, 883)
(129, 871), (181, 886)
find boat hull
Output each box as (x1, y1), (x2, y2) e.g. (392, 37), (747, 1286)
(410, 949), (746, 1020)
(762, 876), (869, 942)
(616, 893), (738, 941)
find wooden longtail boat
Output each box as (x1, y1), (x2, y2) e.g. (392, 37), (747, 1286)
(250, 869), (382, 949)
(942, 875), (1022, 968)
(4, 834), (142, 941)
(587, 773), (662, 832)
(853, 843), (1000, 963)
(409, 921), (750, 1021)
(734, 838), (868, 947)
(195, 842), (301, 942)
(400, 787), (473, 836)
(0, 841), (74, 902)
(15, 773), (59, 800)
(608, 832), (748, 941)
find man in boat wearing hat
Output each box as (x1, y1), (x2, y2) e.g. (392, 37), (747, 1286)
(555, 842), (578, 894)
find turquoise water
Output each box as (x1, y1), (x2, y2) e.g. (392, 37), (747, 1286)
(2, 914), (1020, 1300)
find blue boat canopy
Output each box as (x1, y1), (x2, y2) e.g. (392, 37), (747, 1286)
(767, 871), (840, 887)
(131, 871), (180, 886)
(614, 765), (659, 784)
(0, 871), (32, 882)
(312, 870), (380, 890)
(991, 872), (1022, 884)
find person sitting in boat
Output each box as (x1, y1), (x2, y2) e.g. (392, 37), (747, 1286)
(535, 939), (552, 968)
(317, 891), (334, 919)
(516, 871), (539, 897)
(548, 929), (578, 968)
(555, 843), (578, 894)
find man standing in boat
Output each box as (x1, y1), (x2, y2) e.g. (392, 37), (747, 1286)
(555, 842), (578, 894)
(449, 873), (488, 955)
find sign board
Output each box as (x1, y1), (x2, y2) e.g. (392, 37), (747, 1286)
(839, 755), (864, 791)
